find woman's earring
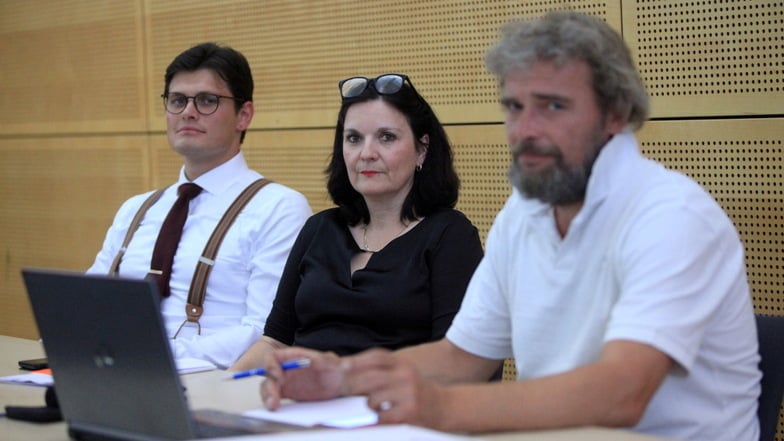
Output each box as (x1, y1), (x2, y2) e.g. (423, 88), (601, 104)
(416, 163), (423, 172)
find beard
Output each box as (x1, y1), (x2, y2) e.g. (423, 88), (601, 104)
(508, 133), (607, 205)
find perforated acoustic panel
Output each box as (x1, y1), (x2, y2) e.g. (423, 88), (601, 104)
(448, 125), (512, 242)
(623, 0), (784, 118)
(145, 0), (620, 131)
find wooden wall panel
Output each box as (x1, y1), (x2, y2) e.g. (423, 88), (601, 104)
(246, 130), (336, 213)
(148, 134), (182, 189)
(448, 125), (511, 243)
(623, 0), (784, 118)
(144, 0), (621, 131)
(0, 135), (151, 339)
(0, 0), (147, 135)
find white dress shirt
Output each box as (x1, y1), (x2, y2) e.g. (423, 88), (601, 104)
(88, 152), (311, 368)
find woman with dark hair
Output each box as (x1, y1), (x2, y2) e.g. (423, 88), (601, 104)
(231, 74), (483, 371)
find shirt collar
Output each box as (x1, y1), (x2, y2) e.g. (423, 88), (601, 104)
(177, 151), (251, 195)
(582, 129), (640, 210)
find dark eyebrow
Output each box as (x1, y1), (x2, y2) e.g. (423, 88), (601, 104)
(499, 96), (519, 106)
(532, 92), (571, 103)
(376, 126), (402, 133)
(168, 90), (222, 96)
(500, 93), (572, 106)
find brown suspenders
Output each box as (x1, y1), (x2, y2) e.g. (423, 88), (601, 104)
(108, 188), (166, 276)
(108, 178), (272, 335)
(176, 178), (271, 335)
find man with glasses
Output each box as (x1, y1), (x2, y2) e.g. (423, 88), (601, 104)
(258, 12), (759, 440)
(87, 42), (311, 369)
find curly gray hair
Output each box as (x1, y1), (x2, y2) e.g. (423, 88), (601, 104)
(485, 11), (649, 130)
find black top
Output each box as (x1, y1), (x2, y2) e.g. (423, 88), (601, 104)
(264, 208), (484, 355)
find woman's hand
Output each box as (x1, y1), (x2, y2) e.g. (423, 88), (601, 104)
(260, 347), (346, 410)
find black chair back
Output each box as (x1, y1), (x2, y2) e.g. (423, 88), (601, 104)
(756, 314), (784, 441)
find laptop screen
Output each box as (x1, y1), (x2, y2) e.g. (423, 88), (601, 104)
(22, 268), (198, 440)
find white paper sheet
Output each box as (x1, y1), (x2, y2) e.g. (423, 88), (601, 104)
(0, 371), (53, 387)
(243, 395), (379, 428)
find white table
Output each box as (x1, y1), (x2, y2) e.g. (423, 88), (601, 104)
(0, 336), (671, 441)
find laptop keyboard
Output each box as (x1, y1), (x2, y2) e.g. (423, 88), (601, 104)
(191, 409), (306, 438)
(193, 420), (254, 438)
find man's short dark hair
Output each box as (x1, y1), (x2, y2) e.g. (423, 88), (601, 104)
(163, 42), (254, 142)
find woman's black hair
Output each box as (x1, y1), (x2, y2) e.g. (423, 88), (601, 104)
(326, 78), (460, 225)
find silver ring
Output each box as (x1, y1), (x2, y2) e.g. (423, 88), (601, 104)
(379, 400), (393, 412)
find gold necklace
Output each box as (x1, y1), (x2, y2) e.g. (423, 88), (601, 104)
(361, 225), (374, 253)
(361, 222), (410, 253)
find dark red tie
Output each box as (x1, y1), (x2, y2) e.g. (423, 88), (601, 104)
(149, 183), (202, 298)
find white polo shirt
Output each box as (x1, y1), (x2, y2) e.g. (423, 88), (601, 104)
(447, 131), (760, 441)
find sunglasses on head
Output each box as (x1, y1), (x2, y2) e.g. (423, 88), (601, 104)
(338, 74), (420, 100)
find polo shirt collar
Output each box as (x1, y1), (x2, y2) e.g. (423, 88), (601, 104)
(582, 129), (640, 211)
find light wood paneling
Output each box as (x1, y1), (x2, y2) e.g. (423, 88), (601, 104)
(246, 129), (335, 213)
(0, 0), (147, 135)
(0, 135), (152, 339)
(144, 0), (621, 131)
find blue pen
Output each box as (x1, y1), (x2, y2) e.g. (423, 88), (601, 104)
(230, 358), (311, 380)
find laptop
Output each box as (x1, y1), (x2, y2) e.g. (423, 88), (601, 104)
(21, 267), (303, 440)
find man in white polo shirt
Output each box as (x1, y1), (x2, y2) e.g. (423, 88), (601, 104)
(256, 11), (760, 441)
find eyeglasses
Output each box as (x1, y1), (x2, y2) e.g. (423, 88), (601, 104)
(161, 92), (244, 115)
(338, 74), (419, 100)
